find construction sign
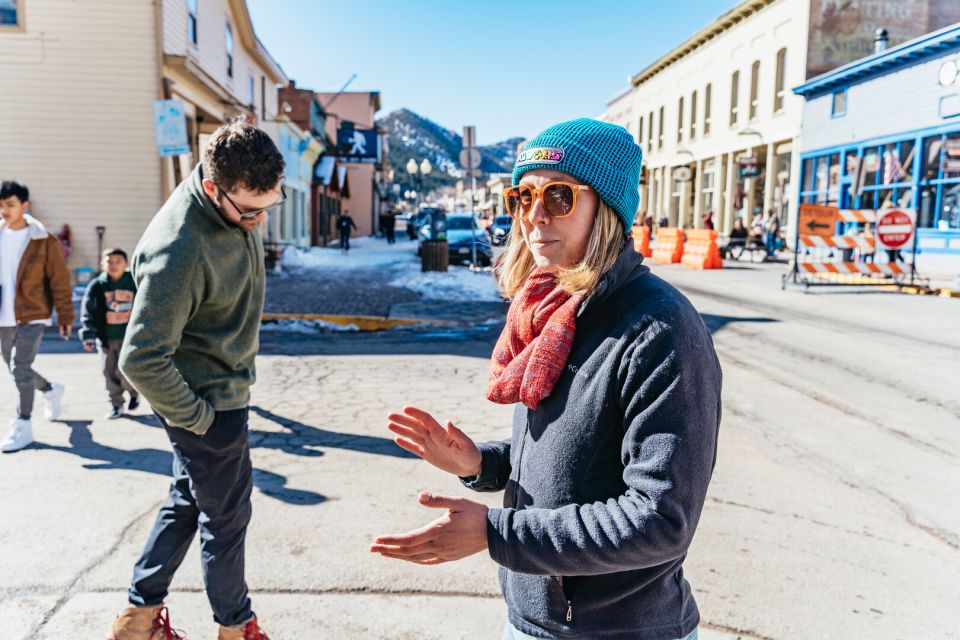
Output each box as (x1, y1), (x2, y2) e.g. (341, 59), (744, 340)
(798, 204), (837, 237)
(875, 208), (916, 250)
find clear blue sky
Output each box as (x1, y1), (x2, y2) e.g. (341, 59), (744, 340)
(248, 0), (735, 145)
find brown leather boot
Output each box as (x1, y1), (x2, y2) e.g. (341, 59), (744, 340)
(217, 616), (271, 640)
(105, 605), (187, 640)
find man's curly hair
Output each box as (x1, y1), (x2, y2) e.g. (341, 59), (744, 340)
(202, 116), (285, 193)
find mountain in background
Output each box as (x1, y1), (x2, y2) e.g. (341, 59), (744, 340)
(378, 108), (523, 192)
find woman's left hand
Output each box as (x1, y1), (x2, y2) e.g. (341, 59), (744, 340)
(370, 492), (489, 565)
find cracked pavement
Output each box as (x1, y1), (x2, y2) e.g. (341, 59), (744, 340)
(2, 260), (959, 639)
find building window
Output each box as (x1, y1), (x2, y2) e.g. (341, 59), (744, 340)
(774, 48), (787, 113)
(225, 23), (234, 78)
(704, 83), (712, 135)
(658, 106), (665, 150)
(0, 0), (25, 31)
(187, 0), (198, 45)
(729, 71), (740, 126)
(831, 89), (847, 117)
(749, 60), (760, 120)
(638, 116), (644, 147)
(690, 91), (698, 140)
(677, 97), (684, 144)
(647, 111), (654, 153)
(248, 73), (255, 107)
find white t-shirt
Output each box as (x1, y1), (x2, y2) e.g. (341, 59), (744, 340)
(0, 226), (51, 327)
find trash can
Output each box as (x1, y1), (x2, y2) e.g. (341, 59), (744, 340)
(421, 212), (449, 272)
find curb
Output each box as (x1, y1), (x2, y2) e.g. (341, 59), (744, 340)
(261, 312), (427, 332)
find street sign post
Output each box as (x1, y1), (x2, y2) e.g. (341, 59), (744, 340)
(462, 125), (481, 268)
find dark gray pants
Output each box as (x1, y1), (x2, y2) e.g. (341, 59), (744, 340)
(128, 408), (254, 626)
(0, 324), (51, 419)
(99, 339), (137, 408)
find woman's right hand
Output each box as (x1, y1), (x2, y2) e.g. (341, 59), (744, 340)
(387, 406), (482, 478)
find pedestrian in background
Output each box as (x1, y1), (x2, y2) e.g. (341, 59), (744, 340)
(702, 209), (715, 230)
(384, 209), (397, 244)
(763, 209), (780, 260)
(0, 180), (71, 453)
(339, 210), (358, 252)
(107, 119), (283, 640)
(79, 248), (140, 420)
(373, 119), (720, 640)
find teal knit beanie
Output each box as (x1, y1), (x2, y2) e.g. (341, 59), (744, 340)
(512, 118), (643, 229)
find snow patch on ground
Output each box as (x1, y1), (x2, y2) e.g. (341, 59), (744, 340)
(282, 237), (417, 271)
(261, 319), (360, 333)
(391, 267), (503, 302)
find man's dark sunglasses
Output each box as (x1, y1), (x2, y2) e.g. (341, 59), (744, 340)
(217, 184), (287, 219)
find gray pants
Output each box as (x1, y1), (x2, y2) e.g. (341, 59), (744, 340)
(0, 324), (51, 420)
(99, 339), (137, 408)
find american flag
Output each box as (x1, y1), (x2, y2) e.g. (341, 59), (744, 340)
(883, 150), (906, 184)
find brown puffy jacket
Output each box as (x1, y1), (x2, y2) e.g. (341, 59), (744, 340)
(0, 215), (74, 326)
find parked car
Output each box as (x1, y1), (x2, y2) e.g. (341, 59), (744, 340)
(419, 213), (491, 266)
(486, 215), (514, 246)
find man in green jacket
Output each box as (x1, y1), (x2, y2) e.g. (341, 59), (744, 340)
(107, 119), (284, 640)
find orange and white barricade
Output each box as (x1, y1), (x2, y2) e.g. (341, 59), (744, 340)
(633, 225), (653, 257)
(651, 227), (684, 264)
(681, 229), (723, 270)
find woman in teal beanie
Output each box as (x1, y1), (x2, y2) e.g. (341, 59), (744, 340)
(374, 118), (722, 640)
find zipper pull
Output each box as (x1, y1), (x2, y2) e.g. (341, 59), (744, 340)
(566, 602), (573, 622)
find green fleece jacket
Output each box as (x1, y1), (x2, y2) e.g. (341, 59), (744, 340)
(119, 164), (265, 435)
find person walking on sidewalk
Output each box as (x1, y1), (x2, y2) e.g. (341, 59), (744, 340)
(384, 209), (397, 244)
(79, 247), (140, 420)
(372, 119), (722, 640)
(106, 119), (284, 640)
(338, 210), (358, 251)
(0, 181), (71, 453)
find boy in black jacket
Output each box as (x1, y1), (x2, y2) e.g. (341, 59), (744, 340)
(80, 248), (139, 419)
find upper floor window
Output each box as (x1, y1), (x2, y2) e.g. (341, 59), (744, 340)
(248, 73), (255, 107)
(187, 0), (198, 45)
(0, 0), (25, 31)
(647, 111), (654, 153)
(690, 91), (698, 140)
(677, 96), (684, 144)
(225, 23), (234, 78)
(704, 83), (712, 135)
(749, 60), (760, 120)
(638, 116), (644, 147)
(831, 89), (847, 117)
(658, 105), (665, 150)
(774, 48), (787, 113)
(729, 71), (740, 127)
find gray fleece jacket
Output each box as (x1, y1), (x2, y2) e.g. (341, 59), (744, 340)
(119, 164), (265, 435)
(463, 244), (722, 639)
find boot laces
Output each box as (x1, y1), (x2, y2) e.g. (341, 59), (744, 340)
(151, 607), (187, 640)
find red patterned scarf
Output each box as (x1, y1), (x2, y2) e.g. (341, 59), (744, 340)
(487, 270), (583, 410)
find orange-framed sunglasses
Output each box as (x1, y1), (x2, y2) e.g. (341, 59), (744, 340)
(502, 181), (592, 219)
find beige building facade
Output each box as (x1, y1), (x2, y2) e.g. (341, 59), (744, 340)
(0, 0), (285, 274)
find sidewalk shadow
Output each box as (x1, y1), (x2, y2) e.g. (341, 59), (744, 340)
(700, 313), (779, 335)
(36, 420), (327, 506)
(248, 406), (415, 459)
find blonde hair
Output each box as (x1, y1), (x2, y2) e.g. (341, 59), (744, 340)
(496, 200), (626, 298)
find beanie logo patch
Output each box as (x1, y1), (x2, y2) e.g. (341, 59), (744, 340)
(516, 146), (564, 167)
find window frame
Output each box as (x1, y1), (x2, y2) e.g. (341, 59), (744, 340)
(704, 83), (712, 136)
(831, 88), (847, 118)
(749, 60), (760, 121)
(729, 71), (740, 127)
(0, 0), (26, 32)
(225, 22), (234, 79)
(690, 90), (698, 140)
(647, 110), (654, 154)
(774, 48), (787, 113)
(187, 0), (198, 45)
(658, 105), (665, 150)
(677, 96), (684, 144)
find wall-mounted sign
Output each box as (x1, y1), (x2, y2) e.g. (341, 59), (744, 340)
(337, 127), (380, 163)
(152, 99), (191, 157)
